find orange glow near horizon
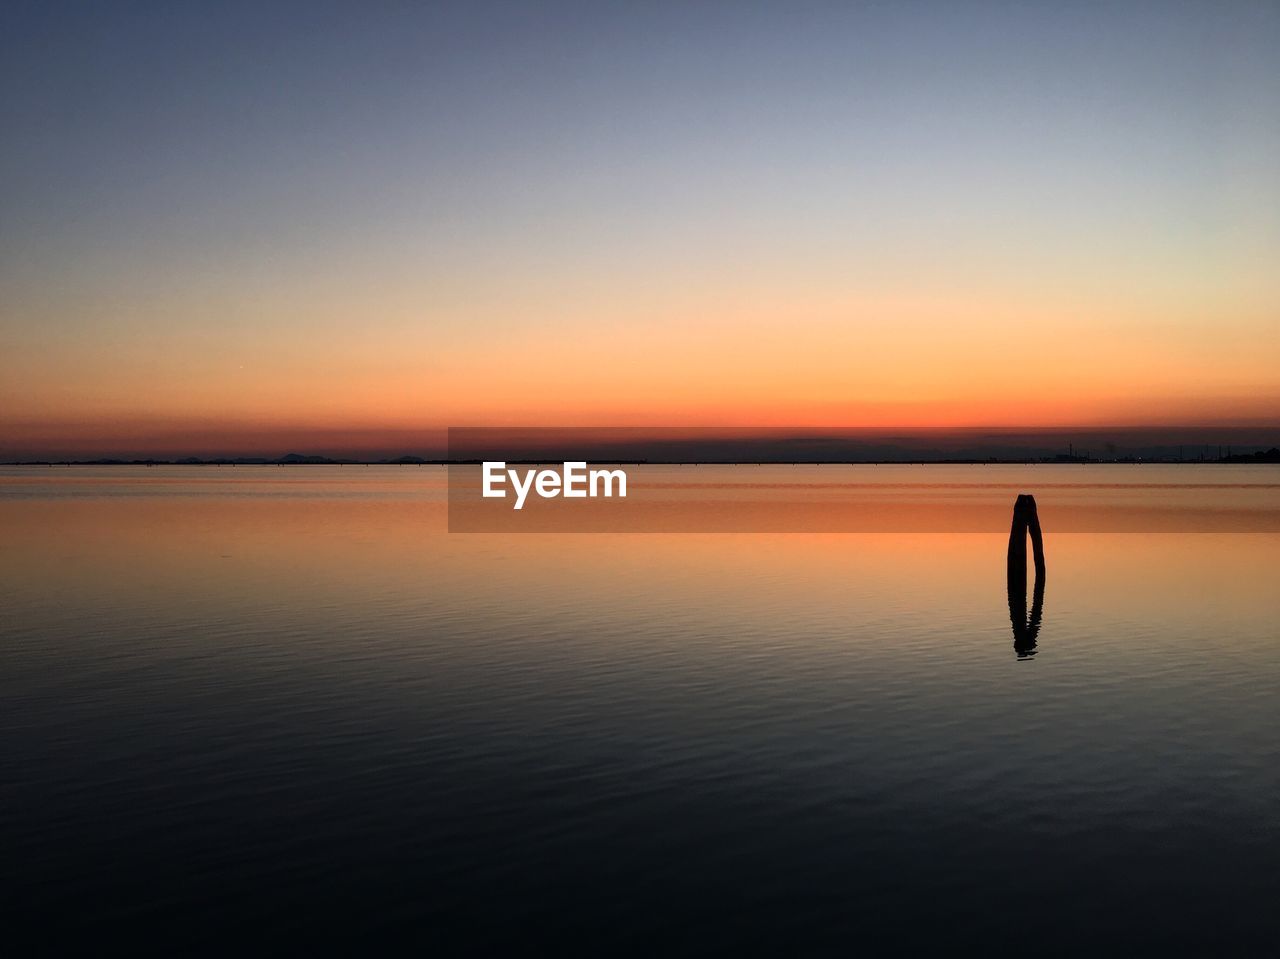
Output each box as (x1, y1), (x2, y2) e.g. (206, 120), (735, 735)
(5, 284), (1278, 456)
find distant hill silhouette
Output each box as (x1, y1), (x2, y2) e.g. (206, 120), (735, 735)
(6, 442), (1279, 467)
(1219, 447), (1280, 463)
(278, 453), (347, 464)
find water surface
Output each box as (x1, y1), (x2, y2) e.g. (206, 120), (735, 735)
(3, 466), (1278, 953)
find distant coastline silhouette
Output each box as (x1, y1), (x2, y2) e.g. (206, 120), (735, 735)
(1007, 494), (1047, 659)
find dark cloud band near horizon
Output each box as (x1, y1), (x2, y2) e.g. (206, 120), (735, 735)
(3, 425), (1277, 464)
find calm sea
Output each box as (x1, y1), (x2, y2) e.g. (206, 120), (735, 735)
(3, 465), (1278, 953)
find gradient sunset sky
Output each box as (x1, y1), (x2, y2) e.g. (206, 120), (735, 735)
(2, 1), (1278, 457)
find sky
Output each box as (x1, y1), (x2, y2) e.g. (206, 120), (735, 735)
(1, 0), (1278, 458)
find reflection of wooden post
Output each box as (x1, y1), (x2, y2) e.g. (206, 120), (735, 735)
(1008, 494), (1046, 658)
